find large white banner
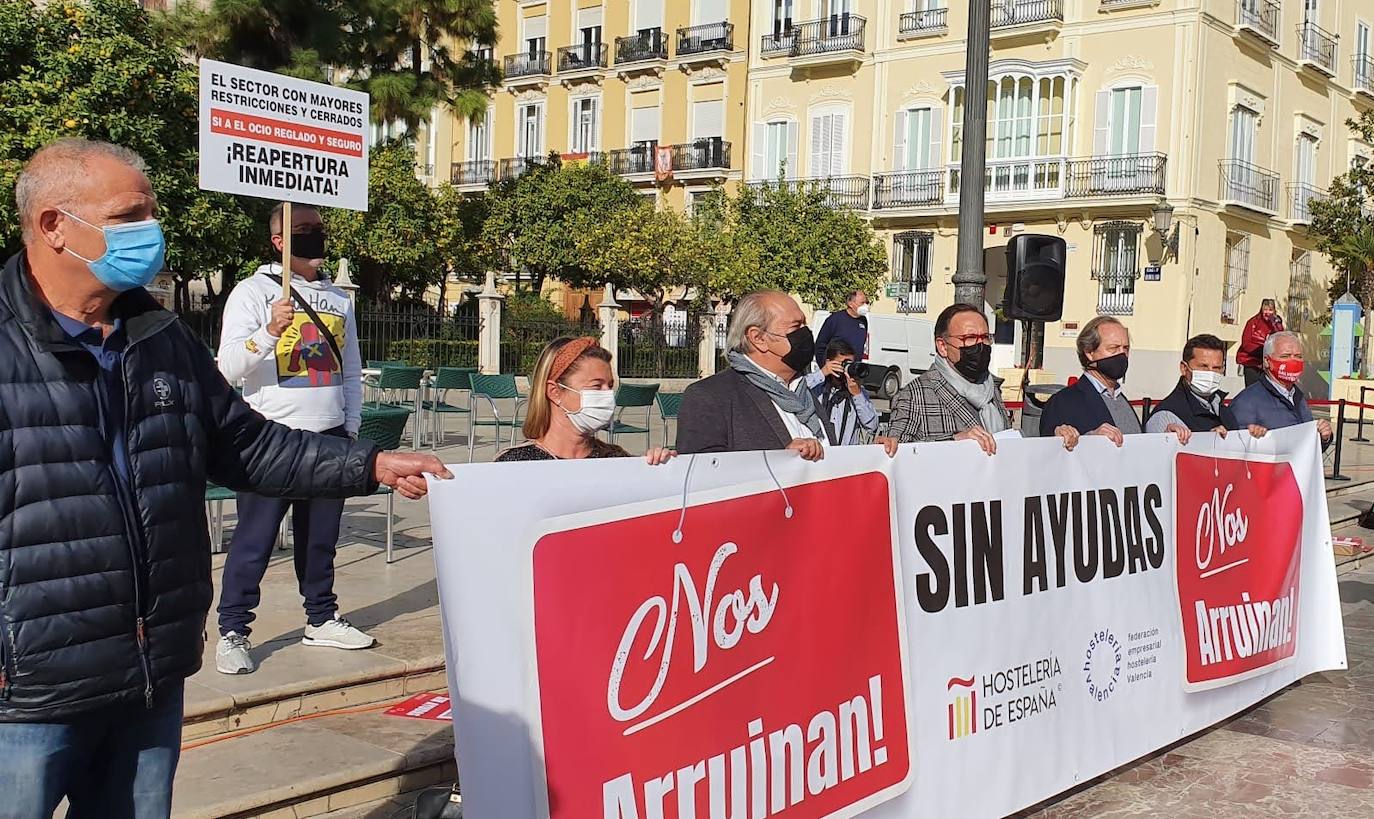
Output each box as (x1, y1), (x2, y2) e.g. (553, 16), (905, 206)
(428, 425), (1346, 818)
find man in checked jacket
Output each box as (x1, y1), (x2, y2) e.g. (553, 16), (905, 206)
(877, 304), (1080, 455)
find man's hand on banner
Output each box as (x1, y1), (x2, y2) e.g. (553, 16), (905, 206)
(1317, 419), (1334, 443)
(374, 452), (453, 499)
(1165, 423), (1192, 446)
(1053, 424), (1080, 451)
(875, 435), (899, 457)
(1090, 423), (1125, 447)
(954, 425), (997, 455)
(787, 438), (825, 461)
(644, 447), (677, 465)
(1248, 424), (1268, 438)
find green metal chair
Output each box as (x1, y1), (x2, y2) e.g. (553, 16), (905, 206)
(468, 373), (526, 461)
(424, 367), (476, 450)
(359, 405), (414, 563)
(368, 365), (425, 445)
(608, 382), (660, 448)
(366, 359), (407, 369)
(655, 392), (683, 449)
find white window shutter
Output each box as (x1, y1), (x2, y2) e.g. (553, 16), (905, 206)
(929, 107), (942, 168)
(832, 112), (847, 175)
(787, 120), (800, 179)
(1093, 90), (1110, 156)
(810, 115), (825, 177)
(752, 123), (766, 178)
(1139, 86), (1158, 154)
(894, 110), (908, 171)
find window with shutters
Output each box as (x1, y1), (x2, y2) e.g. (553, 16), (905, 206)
(808, 107), (848, 178)
(894, 107), (937, 170)
(754, 119), (799, 180)
(1091, 222), (1140, 316)
(693, 100), (724, 140)
(571, 97), (600, 154)
(1222, 232), (1250, 324)
(468, 107), (492, 162)
(518, 103), (544, 158)
(950, 73), (1074, 199)
(1288, 250), (1312, 331)
(523, 15), (547, 57)
(892, 231), (933, 314)
(1089, 85), (1157, 192)
(634, 0), (663, 35)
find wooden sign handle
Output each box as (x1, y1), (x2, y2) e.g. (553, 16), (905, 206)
(280, 201), (293, 301)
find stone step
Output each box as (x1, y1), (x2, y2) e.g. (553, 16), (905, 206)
(173, 696), (454, 819)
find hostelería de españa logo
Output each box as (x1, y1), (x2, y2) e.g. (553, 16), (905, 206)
(531, 473), (911, 818)
(1174, 453), (1303, 691)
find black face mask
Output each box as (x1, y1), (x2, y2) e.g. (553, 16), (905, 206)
(952, 342), (992, 382)
(780, 326), (815, 375)
(290, 228), (327, 261)
(1092, 352), (1130, 382)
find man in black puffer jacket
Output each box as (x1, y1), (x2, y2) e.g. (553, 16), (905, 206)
(0, 139), (450, 818)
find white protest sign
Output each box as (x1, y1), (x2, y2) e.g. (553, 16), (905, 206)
(197, 59), (369, 211)
(428, 426), (1345, 818)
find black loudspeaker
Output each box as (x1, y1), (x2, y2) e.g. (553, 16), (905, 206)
(1003, 235), (1066, 322)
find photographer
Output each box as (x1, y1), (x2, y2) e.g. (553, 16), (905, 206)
(805, 338), (879, 446)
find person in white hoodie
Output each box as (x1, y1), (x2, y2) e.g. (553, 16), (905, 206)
(214, 202), (371, 674)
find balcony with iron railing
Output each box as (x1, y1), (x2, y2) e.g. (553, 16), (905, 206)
(1297, 22), (1338, 76)
(503, 51), (551, 83)
(792, 15), (866, 63)
(677, 22), (733, 59)
(991, 0), (1063, 31)
(557, 43), (608, 75)
(451, 160), (495, 187)
(615, 30), (669, 66)
(898, 7), (948, 38)
(873, 170), (947, 209)
(669, 138), (732, 175)
(499, 156), (546, 180)
(609, 141), (659, 176)
(746, 176), (871, 210)
(1218, 159), (1280, 214)
(1234, 0), (1280, 46)
(943, 153), (1166, 205)
(1356, 55), (1374, 97)
(1288, 183), (1328, 224)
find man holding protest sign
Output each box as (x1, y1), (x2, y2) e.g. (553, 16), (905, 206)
(215, 202), (371, 675)
(0, 138), (447, 817)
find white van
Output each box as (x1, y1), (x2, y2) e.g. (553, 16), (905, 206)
(810, 311), (937, 398)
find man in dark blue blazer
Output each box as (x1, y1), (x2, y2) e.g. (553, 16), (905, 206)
(1040, 316), (1190, 446)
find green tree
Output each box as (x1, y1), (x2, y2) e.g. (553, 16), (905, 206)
(163, 0), (500, 128)
(325, 138), (454, 302)
(1310, 109), (1374, 371)
(480, 156), (644, 294)
(705, 179), (887, 308)
(0, 0), (263, 311)
(433, 180), (488, 291)
(576, 204), (717, 315)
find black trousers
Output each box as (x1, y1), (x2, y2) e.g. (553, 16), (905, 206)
(217, 426), (347, 637)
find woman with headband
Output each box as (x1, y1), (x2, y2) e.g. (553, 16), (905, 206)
(496, 336), (677, 464)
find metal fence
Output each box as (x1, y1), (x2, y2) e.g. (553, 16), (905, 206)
(618, 312), (704, 379)
(502, 316), (599, 377)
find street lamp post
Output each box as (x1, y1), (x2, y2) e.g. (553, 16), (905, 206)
(954, 0), (992, 308)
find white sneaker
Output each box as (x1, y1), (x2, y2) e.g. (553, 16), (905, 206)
(302, 617), (375, 650)
(216, 632), (255, 674)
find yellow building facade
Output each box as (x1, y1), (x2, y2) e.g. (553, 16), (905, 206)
(742, 0), (1372, 396)
(420, 1), (1372, 395)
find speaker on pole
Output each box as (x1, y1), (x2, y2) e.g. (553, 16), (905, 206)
(1003, 235), (1066, 322)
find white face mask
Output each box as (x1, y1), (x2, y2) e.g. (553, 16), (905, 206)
(856, 303), (870, 316)
(557, 384), (616, 434)
(1188, 369), (1223, 397)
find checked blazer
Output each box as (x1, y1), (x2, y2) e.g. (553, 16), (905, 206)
(882, 366), (1008, 443)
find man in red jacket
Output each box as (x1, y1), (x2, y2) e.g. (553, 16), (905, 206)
(1237, 299), (1284, 386)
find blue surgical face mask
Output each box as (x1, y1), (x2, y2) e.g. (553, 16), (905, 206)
(61, 209), (166, 292)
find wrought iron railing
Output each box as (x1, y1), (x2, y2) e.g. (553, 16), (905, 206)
(609, 142), (658, 175)
(747, 176), (871, 210)
(503, 51), (551, 78)
(499, 156), (546, 180)
(1288, 183), (1328, 223)
(791, 15), (866, 57)
(1235, 0), (1280, 43)
(899, 8), (948, 34)
(1218, 159), (1280, 212)
(873, 170), (946, 208)
(1297, 22), (1338, 74)
(1356, 55), (1374, 94)
(678, 22), (734, 55)
(761, 27), (796, 55)
(1063, 153), (1168, 198)
(557, 43), (608, 72)
(615, 29), (668, 64)
(950, 157), (1065, 201)
(669, 138), (731, 172)
(1096, 283), (1136, 316)
(451, 160), (495, 186)
(991, 0), (1063, 28)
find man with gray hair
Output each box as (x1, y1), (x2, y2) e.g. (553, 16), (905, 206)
(1230, 330), (1333, 444)
(677, 290), (831, 459)
(0, 137), (448, 816)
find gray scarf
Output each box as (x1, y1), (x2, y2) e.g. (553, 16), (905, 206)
(933, 356), (1007, 433)
(727, 351), (829, 442)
